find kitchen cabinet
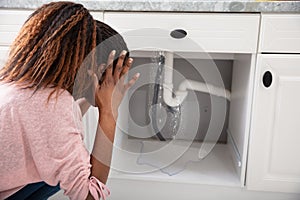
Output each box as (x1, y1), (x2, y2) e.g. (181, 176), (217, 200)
(102, 12), (300, 197)
(247, 54), (300, 193)
(0, 8), (300, 199)
(247, 14), (300, 194)
(103, 12), (259, 189)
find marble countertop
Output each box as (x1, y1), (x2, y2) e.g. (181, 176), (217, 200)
(0, 0), (299, 13)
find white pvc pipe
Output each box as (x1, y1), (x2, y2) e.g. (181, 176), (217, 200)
(162, 51), (231, 107)
(178, 79), (231, 101)
(164, 51), (174, 85)
(163, 52), (187, 107)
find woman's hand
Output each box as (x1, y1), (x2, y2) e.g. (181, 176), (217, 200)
(92, 50), (139, 117)
(87, 50), (139, 190)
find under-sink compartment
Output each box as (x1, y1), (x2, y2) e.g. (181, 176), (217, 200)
(105, 51), (255, 187)
(127, 56), (232, 143)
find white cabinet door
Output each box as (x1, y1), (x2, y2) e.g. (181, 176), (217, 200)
(247, 54), (300, 193)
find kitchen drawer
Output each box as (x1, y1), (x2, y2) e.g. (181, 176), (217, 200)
(259, 14), (300, 53)
(104, 12), (260, 53)
(0, 9), (103, 46)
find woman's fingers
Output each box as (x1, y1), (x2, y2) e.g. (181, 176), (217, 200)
(98, 63), (106, 76)
(97, 63), (106, 83)
(87, 69), (99, 89)
(120, 58), (133, 80)
(101, 50), (137, 91)
(104, 50), (116, 81)
(92, 73), (98, 89)
(114, 50), (127, 82)
(124, 73), (140, 91)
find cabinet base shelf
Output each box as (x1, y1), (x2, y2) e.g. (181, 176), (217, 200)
(110, 140), (240, 187)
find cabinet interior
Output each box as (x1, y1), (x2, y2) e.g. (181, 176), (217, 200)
(84, 52), (254, 188)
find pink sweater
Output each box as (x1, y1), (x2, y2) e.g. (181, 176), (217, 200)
(0, 82), (109, 199)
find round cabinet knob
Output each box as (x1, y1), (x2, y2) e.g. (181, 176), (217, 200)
(170, 29), (187, 39)
(262, 71), (273, 88)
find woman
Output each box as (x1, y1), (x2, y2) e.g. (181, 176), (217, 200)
(0, 2), (139, 200)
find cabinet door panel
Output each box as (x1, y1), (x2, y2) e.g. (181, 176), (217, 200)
(247, 55), (300, 193)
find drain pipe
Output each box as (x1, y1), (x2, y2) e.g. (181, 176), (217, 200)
(162, 51), (231, 107)
(163, 51), (188, 107)
(178, 79), (231, 101)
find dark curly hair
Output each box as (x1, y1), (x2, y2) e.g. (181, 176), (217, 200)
(0, 2), (129, 102)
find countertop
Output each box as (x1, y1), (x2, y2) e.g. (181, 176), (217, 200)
(0, 0), (299, 13)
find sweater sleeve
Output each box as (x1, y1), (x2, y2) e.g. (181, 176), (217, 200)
(25, 92), (110, 200)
